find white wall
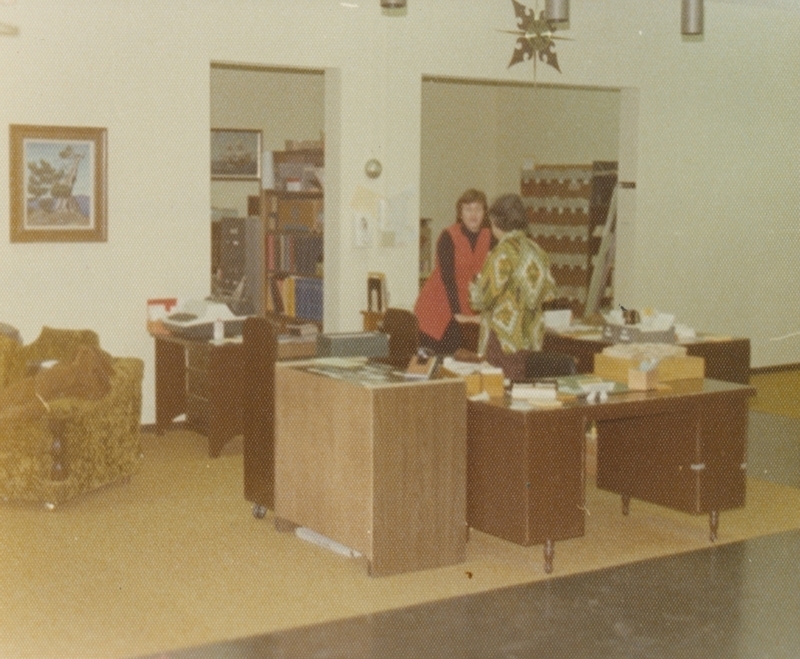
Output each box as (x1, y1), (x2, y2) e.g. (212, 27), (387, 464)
(2, 0), (800, 423)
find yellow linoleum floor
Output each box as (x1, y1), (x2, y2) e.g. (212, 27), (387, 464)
(2, 430), (800, 659)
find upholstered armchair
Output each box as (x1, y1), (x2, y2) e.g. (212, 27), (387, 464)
(0, 327), (144, 508)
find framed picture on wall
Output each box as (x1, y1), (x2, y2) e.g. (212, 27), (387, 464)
(210, 128), (262, 180)
(9, 124), (108, 243)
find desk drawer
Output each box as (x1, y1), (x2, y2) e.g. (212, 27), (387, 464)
(186, 344), (210, 371)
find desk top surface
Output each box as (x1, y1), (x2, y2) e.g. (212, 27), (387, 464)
(470, 378), (755, 414)
(277, 357), (463, 390)
(546, 327), (748, 346)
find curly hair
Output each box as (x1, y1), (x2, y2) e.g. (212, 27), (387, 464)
(488, 193), (528, 232)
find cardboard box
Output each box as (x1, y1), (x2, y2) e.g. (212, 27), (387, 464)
(440, 368), (504, 397)
(627, 368), (659, 391)
(602, 323), (676, 344)
(481, 370), (505, 397)
(594, 352), (704, 383)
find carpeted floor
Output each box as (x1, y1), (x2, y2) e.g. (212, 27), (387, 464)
(750, 369), (800, 418)
(2, 428), (800, 659)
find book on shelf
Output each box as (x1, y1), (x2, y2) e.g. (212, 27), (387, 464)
(269, 231), (323, 278)
(267, 274), (323, 323)
(294, 276), (323, 323)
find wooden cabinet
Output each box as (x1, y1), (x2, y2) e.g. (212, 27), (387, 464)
(522, 161), (617, 316)
(274, 360), (467, 576)
(593, 382), (752, 535)
(467, 399), (586, 555)
(154, 335), (243, 458)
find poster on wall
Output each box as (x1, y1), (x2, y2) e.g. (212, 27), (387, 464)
(210, 128), (262, 181)
(9, 124), (108, 243)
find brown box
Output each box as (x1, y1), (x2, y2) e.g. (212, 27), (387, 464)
(277, 337), (317, 360)
(285, 139), (324, 151)
(594, 353), (704, 383)
(481, 371), (505, 397)
(460, 372), (483, 397)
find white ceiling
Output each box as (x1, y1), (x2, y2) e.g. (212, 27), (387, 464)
(712, 0), (800, 9)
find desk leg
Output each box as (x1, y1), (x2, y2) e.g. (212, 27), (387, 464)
(709, 510), (719, 542)
(206, 343), (243, 458)
(544, 538), (555, 574)
(154, 338), (187, 433)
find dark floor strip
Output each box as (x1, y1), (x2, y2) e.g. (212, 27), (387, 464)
(133, 529), (800, 659)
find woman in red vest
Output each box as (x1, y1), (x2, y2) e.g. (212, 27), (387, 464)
(414, 189), (495, 354)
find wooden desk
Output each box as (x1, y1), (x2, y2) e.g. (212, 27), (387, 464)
(467, 379), (755, 573)
(542, 331), (751, 384)
(154, 335), (243, 458)
(274, 360), (467, 577)
(154, 331), (316, 458)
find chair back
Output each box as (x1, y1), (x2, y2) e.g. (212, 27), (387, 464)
(378, 308), (419, 366)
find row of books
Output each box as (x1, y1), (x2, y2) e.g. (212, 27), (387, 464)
(266, 232), (323, 277)
(268, 274), (323, 323)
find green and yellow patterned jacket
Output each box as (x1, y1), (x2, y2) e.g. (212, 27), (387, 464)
(469, 230), (555, 355)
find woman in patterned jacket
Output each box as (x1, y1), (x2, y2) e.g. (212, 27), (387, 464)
(469, 193), (555, 380)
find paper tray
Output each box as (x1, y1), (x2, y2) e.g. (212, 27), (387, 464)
(162, 318), (245, 341)
(602, 324), (676, 344)
(160, 299), (247, 340)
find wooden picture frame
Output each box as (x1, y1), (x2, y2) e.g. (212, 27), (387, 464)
(210, 128), (262, 180)
(9, 124), (108, 243)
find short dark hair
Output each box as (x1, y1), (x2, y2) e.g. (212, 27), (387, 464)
(488, 193), (528, 232)
(456, 189), (488, 224)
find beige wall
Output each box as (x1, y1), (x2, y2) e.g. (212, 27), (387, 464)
(2, 0), (800, 422)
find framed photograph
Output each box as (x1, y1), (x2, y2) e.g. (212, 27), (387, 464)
(9, 125), (107, 243)
(210, 128), (262, 180)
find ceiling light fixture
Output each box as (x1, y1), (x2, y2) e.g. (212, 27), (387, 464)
(544, 0), (569, 23)
(681, 0), (703, 35)
(381, 0), (406, 8)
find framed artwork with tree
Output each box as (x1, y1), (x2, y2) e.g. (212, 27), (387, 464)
(9, 124), (108, 243)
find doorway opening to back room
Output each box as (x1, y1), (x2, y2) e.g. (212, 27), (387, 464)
(420, 77), (631, 321)
(210, 62), (325, 326)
